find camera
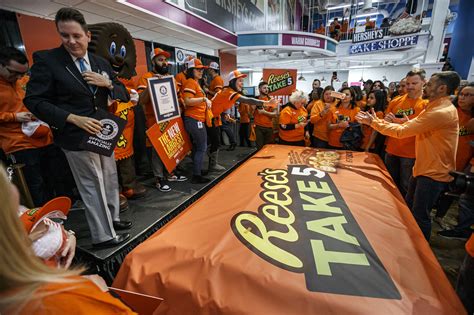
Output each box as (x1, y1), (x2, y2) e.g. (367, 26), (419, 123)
(447, 171), (474, 200)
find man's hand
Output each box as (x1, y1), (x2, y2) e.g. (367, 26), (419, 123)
(266, 98), (279, 107)
(356, 109), (376, 125)
(67, 114), (103, 134)
(15, 112), (33, 122)
(60, 232), (76, 269)
(82, 71), (112, 88)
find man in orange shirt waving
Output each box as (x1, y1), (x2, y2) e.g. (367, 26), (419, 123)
(357, 71), (460, 241)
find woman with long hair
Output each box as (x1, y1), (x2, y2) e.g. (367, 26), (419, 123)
(279, 90), (309, 146)
(182, 58), (213, 184)
(309, 85), (336, 148)
(327, 87), (360, 149)
(0, 167), (135, 314)
(361, 89), (387, 154)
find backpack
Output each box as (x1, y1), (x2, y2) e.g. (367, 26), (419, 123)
(340, 122), (363, 151)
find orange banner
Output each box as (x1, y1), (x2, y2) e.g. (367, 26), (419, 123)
(113, 145), (466, 315)
(146, 117), (192, 174)
(263, 68), (297, 105)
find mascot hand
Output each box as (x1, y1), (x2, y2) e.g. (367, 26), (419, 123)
(130, 89), (139, 105)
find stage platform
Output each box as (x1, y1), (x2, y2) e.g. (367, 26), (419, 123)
(65, 146), (256, 283)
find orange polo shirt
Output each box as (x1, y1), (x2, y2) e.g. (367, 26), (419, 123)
(328, 105), (360, 148)
(175, 71), (187, 94)
(0, 77), (52, 154)
(12, 276), (136, 314)
(137, 72), (180, 128)
(456, 106), (473, 171)
(385, 94), (427, 158)
(278, 104), (307, 142)
(254, 95), (275, 128)
(371, 96), (458, 182)
(211, 87), (240, 126)
(310, 100), (336, 141)
(209, 75), (224, 97)
(183, 78), (207, 122)
(239, 103), (251, 124)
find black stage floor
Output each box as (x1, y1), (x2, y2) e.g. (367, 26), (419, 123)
(65, 146), (256, 282)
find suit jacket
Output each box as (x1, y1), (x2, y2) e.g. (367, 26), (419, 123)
(24, 45), (129, 150)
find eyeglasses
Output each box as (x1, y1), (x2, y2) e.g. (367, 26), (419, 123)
(459, 93), (474, 97)
(194, 68), (205, 72)
(4, 66), (28, 77)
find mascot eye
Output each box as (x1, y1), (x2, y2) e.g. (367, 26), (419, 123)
(109, 42), (117, 56)
(120, 45), (126, 58)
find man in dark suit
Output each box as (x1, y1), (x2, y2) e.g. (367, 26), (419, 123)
(24, 8), (131, 247)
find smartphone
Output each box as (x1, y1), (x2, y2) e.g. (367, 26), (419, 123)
(330, 91), (346, 99)
(395, 113), (404, 118)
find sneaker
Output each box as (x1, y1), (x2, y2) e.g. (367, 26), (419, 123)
(155, 179), (171, 192)
(167, 173), (188, 182)
(437, 229), (469, 240)
(433, 216), (449, 230)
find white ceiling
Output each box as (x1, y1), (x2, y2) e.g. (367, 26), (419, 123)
(0, 0), (235, 56)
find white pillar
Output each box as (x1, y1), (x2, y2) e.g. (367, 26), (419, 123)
(424, 0), (449, 63)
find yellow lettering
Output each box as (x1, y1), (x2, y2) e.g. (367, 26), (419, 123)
(309, 240), (369, 276)
(234, 213), (302, 268)
(306, 216), (359, 246)
(300, 193), (342, 214)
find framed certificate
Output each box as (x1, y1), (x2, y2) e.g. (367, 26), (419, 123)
(147, 75), (180, 123)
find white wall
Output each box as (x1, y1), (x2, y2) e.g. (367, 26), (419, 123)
(243, 71), (349, 95)
(347, 65), (413, 85)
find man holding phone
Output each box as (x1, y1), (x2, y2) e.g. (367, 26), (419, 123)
(382, 69), (428, 197)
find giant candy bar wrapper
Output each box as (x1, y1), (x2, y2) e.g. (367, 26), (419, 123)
(113, 145), (466, 315)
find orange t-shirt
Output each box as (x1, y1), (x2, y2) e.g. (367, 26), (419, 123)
(310, 100), (336, 141)
(385, 94), (427, 158)
(211, 87), (240, 126)
(239, 103), (251, 124)
(209, 75), (224, 97)
(137, 72), (156, 128)
(9, 276), (136, 314)
(0, 77), (52, 154)
(183, 78), (207, 122)
(456, 107), (473, 171)
(254, 95), (275, 128)
(174, 71), (187, 94)
(361, 109), (384, 149)
(328, 105), (360, 148)
(278, 105), (307, 142)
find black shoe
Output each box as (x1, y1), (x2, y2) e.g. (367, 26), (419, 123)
(93, 233), (130, 248)
(227, 143), (236, 151)
(191, 175), (211, 184)
(113, 220), (133, 230)
(437, 229), (469, 240)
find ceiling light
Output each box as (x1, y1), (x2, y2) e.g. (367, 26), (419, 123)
(298, 75), (306, 81)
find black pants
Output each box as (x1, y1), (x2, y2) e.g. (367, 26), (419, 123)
(279, 139), (305, 146)
(239, 122), (251, 146)
(10, 144), (76, 206)
(207, 124), (221, 153)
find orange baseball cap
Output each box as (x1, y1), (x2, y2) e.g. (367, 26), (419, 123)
(228, 70), (247, 81)
(187, 58), (208, 69)
(20, 197), (71, 233)
(150, 47), (171, 60)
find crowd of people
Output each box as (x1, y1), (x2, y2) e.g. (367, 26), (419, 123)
(1, 5), (473, 314)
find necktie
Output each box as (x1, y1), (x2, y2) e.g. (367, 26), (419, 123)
(78, 58), (95, 93)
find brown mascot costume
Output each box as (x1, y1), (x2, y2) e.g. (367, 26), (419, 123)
(88, 23), (146, 207)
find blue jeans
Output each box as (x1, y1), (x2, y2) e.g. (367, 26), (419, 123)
(385, 153), (415, 197)
(184, 116), (207, 176)
(405, 176), (448, 240)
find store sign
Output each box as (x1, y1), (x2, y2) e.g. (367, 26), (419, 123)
(352, 30), (384, 43)
(282, 34), (325, 49)
(263, 68), (297, 104)
(350, 35), (419, 55)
